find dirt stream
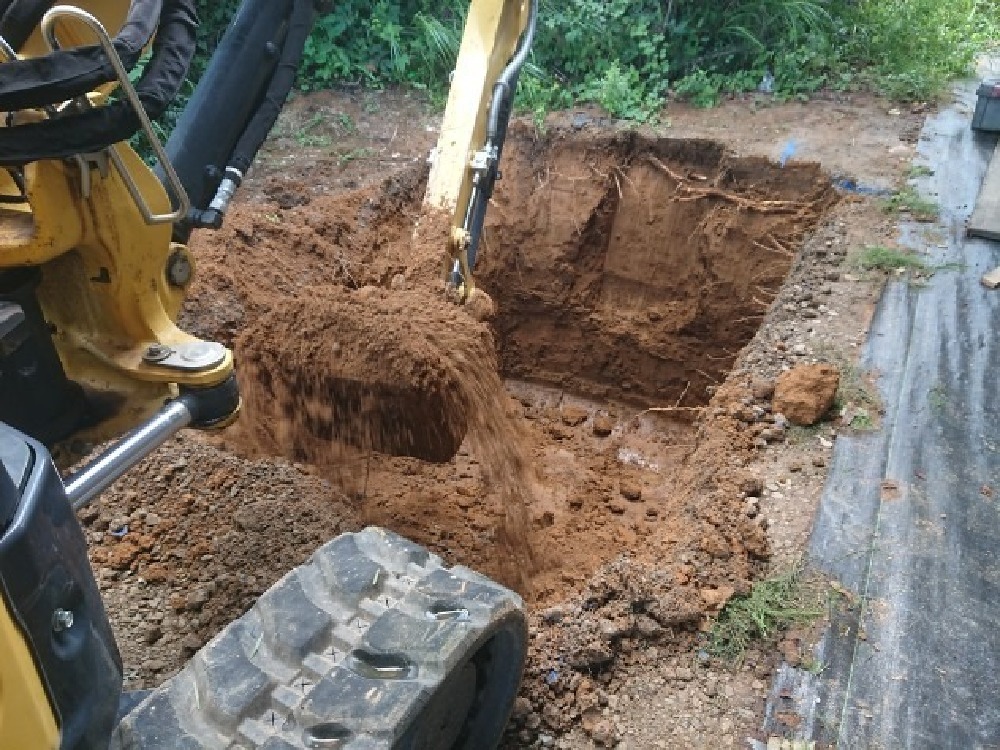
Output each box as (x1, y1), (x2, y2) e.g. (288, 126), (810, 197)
(89, 124), (835, 744)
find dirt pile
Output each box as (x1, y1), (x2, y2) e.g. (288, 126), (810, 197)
(232, 284), (540, 590)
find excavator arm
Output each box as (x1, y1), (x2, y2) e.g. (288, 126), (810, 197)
(0, 0), (536, 747)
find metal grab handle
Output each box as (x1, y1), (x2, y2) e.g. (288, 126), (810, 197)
(39, 5), (191, 225)
(0, 34), (15, 61)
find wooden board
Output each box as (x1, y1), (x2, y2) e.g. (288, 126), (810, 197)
(982, 266), (1000, 289)
(969, 140), (1000, 239)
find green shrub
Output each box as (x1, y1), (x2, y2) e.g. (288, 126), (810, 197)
(177, 0), (1000, 129)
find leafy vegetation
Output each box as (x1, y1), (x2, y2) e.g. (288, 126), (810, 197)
(857, 245), (930, 272)
(173, 0), (1000, 131)
(708, 564), (823, 662)
(882, 188), (940, 222)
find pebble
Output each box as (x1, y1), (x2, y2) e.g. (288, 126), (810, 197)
(179, 634), (202, 657)
(592, 415), (614, 437)
(620, 482), (642, 502)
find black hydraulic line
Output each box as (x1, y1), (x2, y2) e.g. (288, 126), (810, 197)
(0, 0), (53, 51)
(228, 0), (313, 175)
(0, 0), (198, 166)
(164, 0), (315, 236)
(463, 0), (538, 273)
(0, 0), (163, 111)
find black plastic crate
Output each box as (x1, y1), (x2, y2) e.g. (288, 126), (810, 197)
(973, 80), (1000, 132)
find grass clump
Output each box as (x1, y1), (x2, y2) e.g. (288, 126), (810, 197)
(882, 188), (940, 222)
(709, 565), (823, 662)
(857, 245), (929, 273)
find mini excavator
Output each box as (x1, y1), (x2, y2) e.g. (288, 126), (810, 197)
(0, 0), (537, 747)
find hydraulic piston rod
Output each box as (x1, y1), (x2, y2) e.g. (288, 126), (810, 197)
(64, 399), (193, 510)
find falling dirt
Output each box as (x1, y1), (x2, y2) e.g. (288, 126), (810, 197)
(231, 284), (541, 592)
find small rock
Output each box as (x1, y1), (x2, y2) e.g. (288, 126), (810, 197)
(760, 426), (786, 443)
(590, 719), (617, 747)
(620, 482), (642, 502)
(511, 696), (532, 720)
(390, 273), (407, 290)
(541, 606), (566, 624)
(465, 288), (496, 322)
(561, 406), (589, 427)
(751, 378), (776, 400)
(773, 364), (841, 426)
(179, 634), (202, 657)
(700, 585), (736, 612)
(741, 477), (764, 497)
(813, 456), (827, 468)
(143, 624), (163, 645)
(592, 415), (614, 437)
(186, 588), (210, 612)
(636, 615), (662, 638)
(608, 502), (626, 515)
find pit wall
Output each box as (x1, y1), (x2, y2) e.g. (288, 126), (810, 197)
(479, 130), (835, 408)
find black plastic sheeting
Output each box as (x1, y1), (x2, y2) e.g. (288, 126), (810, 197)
(761, 82), (1000, 749)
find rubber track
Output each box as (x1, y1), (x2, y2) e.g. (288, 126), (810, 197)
(112, 527), (526, 749)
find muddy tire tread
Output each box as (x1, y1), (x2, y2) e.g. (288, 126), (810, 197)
(112, 527), (526, 750)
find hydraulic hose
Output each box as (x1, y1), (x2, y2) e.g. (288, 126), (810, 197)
(463, 0), (539, 274)
(0, 0), (198, 166)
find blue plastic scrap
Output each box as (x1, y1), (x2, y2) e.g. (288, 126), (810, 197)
(778, 140), (798, 167)
(832, 177), (893, 197)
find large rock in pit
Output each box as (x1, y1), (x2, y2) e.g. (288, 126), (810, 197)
(773, 364), (840, 426)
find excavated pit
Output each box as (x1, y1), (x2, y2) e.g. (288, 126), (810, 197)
(182, 127), (834, 602)
(479, 135), (833, 410)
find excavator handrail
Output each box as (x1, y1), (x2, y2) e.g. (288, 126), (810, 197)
(39, 4), (190, 224)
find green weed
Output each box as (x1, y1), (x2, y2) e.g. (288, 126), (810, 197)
(836, 356), (880, 411)
(140, 0), (1000, 156)
(709, 564), (823, 663)
(801, 655), (828, 675)
(857, 245), (929, 273)
(336, 147), (376, 166)
(928, 382), (949, 412)
(882, 188), (940, 222)
(336, 112), (358, 135)
(849, 411), (875, 431)
(907, 165), (935, 179)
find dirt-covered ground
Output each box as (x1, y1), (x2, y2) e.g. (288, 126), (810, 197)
(84, 87), (925, 748)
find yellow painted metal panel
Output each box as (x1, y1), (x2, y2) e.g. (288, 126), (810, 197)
(0, 597), (59, 750)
